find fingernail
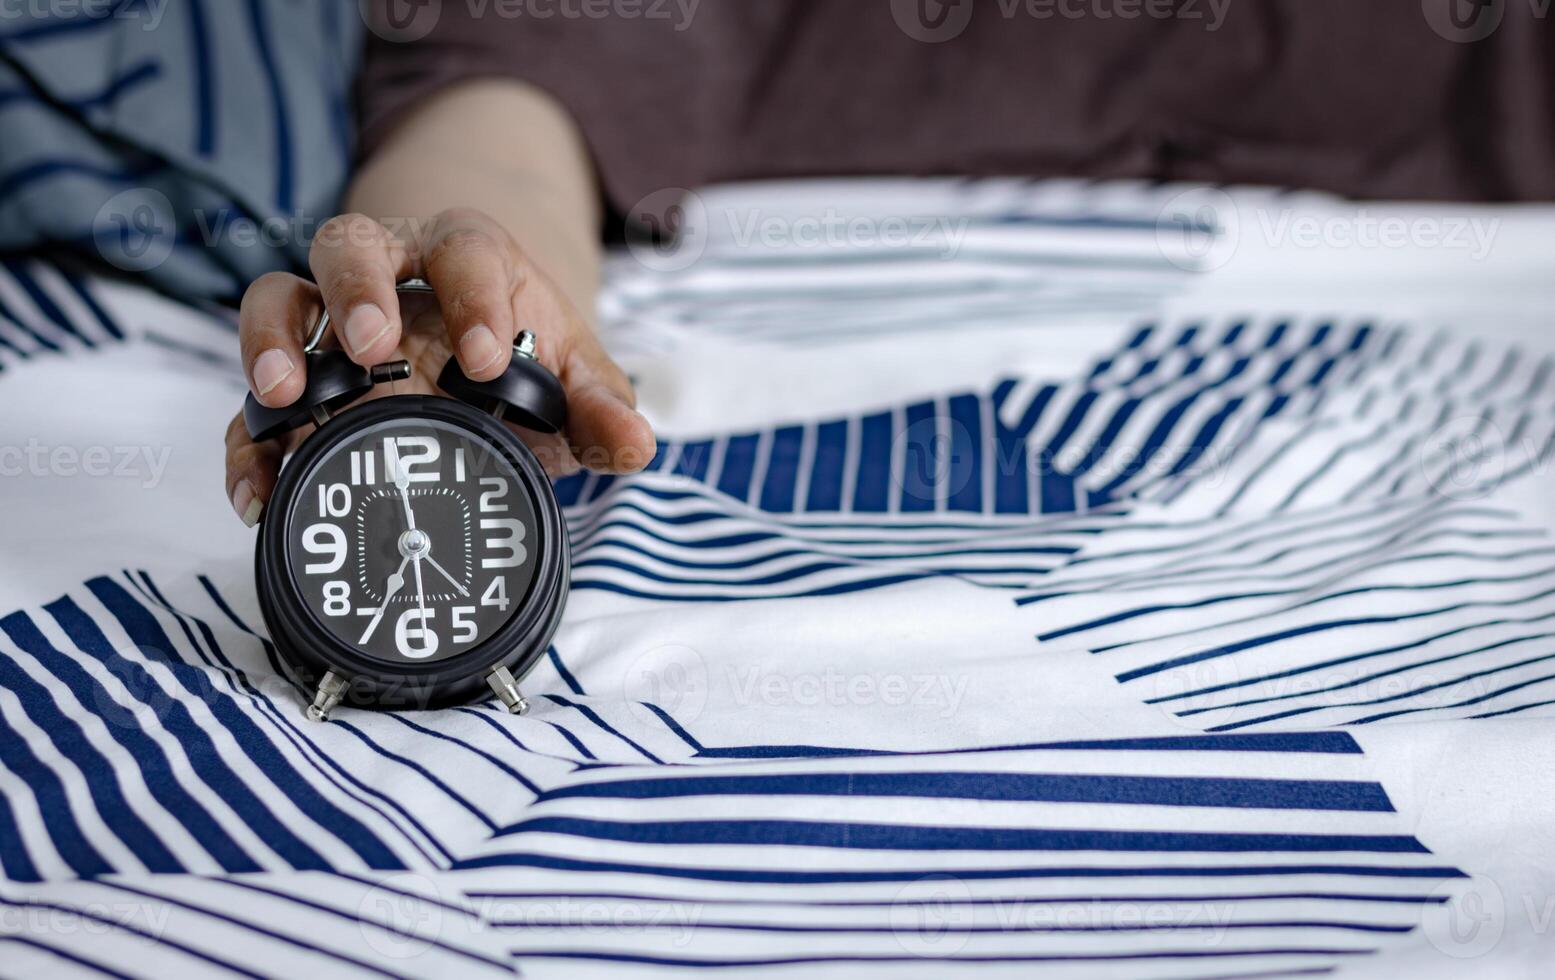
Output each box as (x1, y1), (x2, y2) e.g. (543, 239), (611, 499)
(232, 479), (262, 527)
(605, 385), (648, 421)
(460, 324), (502, 374)
(344, 303), (391, 356)
(251, 348), (294, 396)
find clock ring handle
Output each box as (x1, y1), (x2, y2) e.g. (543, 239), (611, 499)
(304, 277), (436, 354)
(437, 333), (567, 435)
(242, 277), (426, 442)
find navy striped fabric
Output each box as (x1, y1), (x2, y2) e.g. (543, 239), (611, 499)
(550, 316), (1392, 603)
(1, 172), (1550, 975)
(0, 1), (358, 301)
(0, 257), (126, 368)
(1021, 327), (1555, 732)
(569, 317), (1387, 518)
(597, 178), (1309, 353)
(0, 568), (1474, 977)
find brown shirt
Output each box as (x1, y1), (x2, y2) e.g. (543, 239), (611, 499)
(359, 0), (1555, 212)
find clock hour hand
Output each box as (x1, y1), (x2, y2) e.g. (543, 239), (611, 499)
(359, 557), (410, 644)
(422, 553), (469, 598)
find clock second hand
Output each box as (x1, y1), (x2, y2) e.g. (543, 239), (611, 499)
(411, 553), (427, 626)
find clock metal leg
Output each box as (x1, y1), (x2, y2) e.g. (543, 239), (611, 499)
(306, 670), (349, 722)
(487, 665), (529, 715)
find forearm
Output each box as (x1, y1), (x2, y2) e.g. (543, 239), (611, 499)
(344, 79), (602, 320)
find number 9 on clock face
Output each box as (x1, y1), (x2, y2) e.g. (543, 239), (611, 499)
(285, 418), (540, 665)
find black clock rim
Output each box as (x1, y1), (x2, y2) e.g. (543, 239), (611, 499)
(256, 394), (569, 708)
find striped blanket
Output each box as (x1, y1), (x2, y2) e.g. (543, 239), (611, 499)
(0, 178), (1552, 978)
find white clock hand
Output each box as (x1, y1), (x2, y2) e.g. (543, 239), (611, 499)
(422, 553), (469, 597)
(359, 557), (410, 644)
(396, 470), (434, 617)
(412, 553), (427, 625)
(395, 456), (464, 601)
(394, 470), (417, 532)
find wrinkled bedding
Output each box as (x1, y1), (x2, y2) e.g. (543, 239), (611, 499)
(0, 178), (1552, 978)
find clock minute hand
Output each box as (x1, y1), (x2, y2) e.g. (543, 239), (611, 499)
(422, 553), (469, 598)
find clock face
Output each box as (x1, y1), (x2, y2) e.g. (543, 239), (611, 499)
(284, 417), (540, 665)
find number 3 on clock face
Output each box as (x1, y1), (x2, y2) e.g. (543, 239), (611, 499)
(285, 417), (541, 666)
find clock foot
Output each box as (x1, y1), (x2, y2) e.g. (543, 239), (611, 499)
(306, 670), (349, 722)
(487, 665), (529, 715)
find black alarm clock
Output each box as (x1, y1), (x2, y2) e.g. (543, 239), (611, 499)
(243, 279), (569, 721)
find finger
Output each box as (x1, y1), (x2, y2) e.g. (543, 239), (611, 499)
(513, 427), (582, 479)
(309, 213), (413, 365)
(547, 317), (657, 475)
(239, 272), (319, 409)
(422, 208), (521, 381)
(565, 379), (656, 474)
(225, 411), (288, 526)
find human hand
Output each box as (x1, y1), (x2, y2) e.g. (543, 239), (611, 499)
(224, 207), (654, 525)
